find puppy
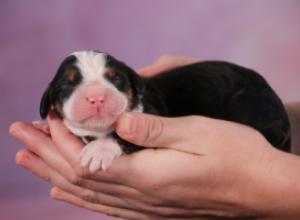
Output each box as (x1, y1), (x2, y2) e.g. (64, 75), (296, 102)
(38, 50), (291, 172)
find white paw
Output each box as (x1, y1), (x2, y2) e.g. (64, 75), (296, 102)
(80, 139), (122, 173)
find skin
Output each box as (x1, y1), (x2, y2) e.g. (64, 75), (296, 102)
(285, 102), (300, 154)
(10, 55), (300, 220)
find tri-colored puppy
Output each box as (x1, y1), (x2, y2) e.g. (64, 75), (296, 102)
(37, 50), (291, 172)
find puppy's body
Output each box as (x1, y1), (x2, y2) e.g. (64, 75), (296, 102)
(40, 51), (290, 172)
(143, 62), (290, 151)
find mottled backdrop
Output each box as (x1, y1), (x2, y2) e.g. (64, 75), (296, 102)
(1, 1), (299, 219)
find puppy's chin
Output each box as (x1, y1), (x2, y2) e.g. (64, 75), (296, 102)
(63, 106), (127, 135)
(78, 114), (119, 130)
(62, 92), (128, 133)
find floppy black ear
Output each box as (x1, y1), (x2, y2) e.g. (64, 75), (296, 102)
(127, 68), (144, 95)
(39, 55), (77, 119)
(39, 84), (54, 119)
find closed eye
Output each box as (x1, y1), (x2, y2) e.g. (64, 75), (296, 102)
(110, 74), (122, 84)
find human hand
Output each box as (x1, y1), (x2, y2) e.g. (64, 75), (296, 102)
(10, 55), (300, 219)
(285, 102), (300, 154)
(10, 111), (300, 219)
(138, 54), (198, 77)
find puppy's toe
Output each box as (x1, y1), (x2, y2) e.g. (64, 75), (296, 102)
(79, 139), (122, 173)
(89, 157), (102, 173)
(80, 151), (92, 167)
(101, 154), (114, 171)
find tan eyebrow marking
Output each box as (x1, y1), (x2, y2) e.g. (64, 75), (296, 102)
(66, 67), (77, 81)
(105, 67), (116, 78)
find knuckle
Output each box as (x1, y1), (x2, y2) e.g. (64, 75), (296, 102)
(81, 191), (98, 203)
(44, 174), (53, 184)
(144, 117), (164, 145)
(69, 174), (85, 186)
(103, 207), (118, 217)
(143, 177), (165, 193)
(157, 54), (175, 64)
(74, 165), (90, 179)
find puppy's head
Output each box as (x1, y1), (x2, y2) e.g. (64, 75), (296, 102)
(40, 51), (143, 130)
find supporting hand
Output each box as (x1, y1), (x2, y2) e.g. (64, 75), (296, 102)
(10, 111), (300, 219)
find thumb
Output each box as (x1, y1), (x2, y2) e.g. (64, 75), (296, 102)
(115, 112), (198, 149)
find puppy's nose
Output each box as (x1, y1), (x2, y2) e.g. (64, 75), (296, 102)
(86, 96), (105, 106)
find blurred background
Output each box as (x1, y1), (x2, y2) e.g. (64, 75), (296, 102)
(1, 0), (300, 219)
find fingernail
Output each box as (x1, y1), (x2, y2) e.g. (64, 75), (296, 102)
(16, 155), (29, 166)
(9, 124), (24, 138)
(118, 113), (137, 136)
(15, 151), (30, 166)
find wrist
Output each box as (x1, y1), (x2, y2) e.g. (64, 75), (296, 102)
(246, 148), (300, 219)
(285, 102), (300, 154)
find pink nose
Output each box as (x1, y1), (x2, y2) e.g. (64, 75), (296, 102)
(86, 96), (105, 106)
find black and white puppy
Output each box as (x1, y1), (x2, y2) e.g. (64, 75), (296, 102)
(39, 50), (291, 172)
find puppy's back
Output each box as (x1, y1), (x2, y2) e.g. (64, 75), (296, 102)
(144, 61), (291, 151)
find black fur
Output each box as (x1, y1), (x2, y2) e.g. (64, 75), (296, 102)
(105, 54), (144, 109)
(118, 61), (290, 153)
(40, 52), (291, 153)
(40, 55), (82, 118)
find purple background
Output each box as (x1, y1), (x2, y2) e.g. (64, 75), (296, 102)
(1, 1), (300, 219)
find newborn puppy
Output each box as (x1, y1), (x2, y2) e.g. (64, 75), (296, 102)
(39, 50), (291, 172)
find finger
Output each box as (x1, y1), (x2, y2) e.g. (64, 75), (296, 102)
(138, 65), (170, 77)
(16, 149), (78, 191)
(50, 187), (155, 220)
(115, 112), (238, 155)
(16, 149), (136, 209)
(16, 151), (228, 219)
(138, 55), (198, 77)
(47, 111), (84, 168)
(10, 121), (77, 181)
(153, 55), (197, 67)
(46, 112), (129, 183)
(14, 121), (140, 184)
(32, 120), (50, 135)
(47, 111), (139, 183)
(50, 188), (220, 220)
(16, 149), (51, 182)
(116, 113), (211, 152)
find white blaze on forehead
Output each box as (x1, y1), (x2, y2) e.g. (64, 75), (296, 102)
(71, 51), (107, 82)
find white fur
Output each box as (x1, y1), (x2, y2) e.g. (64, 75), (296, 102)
(71, 51), (107, 82)
(63, 118), (114, 139)
(80, 138), (123, 172)
(56, 51), (141, 172)
(62, 51), (128, 138)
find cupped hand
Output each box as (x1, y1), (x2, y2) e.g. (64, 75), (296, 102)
(10, 111), (300, 220)
(10, 55), (300, 219)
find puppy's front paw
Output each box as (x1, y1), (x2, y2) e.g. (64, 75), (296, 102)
(80, 139), (122, 173)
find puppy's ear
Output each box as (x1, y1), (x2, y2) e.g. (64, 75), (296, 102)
(39, 55), (77, 119)
(39, 84), (54, 119)
(127, 68), (144, 94)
